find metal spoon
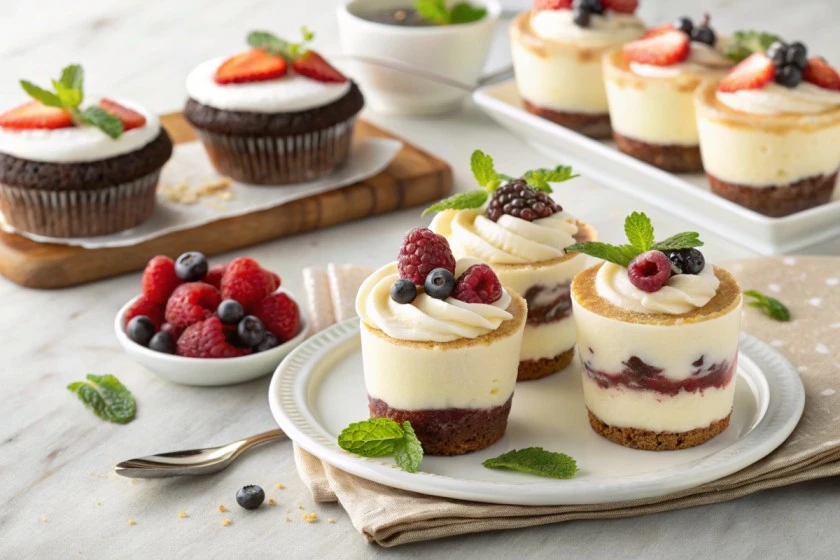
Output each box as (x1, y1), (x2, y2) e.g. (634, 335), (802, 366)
(115, 429), (287, 478)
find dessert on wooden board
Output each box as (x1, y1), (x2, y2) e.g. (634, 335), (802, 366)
(0, 64), (172, 237)
(184, 28), (364, 185)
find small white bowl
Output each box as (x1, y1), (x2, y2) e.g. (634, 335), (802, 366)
(337, 0), (501, 115)
(115, 292), (309, 387)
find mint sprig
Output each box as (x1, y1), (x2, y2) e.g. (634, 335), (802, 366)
(724, 30), (782, 63)
(247, 27), (314, 61)
(423, 149), (576, 215)
(67, 374), (136, 424)
(744, 290), (791, 322)
(338, 418), (424, 473)
(566, 212), (703, 267)
(483, 447), (578, 479)
(415, 0), (487, 25)
(19, 64), (124, 139)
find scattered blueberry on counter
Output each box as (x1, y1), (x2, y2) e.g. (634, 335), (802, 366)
(236, 485), (265, 510)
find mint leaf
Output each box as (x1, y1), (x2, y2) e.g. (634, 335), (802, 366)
(74, 106), (123, 139)
(52, 79), (83, 109)
(522, 165), (577, 193)
(337, 418), (405, 457)
(651, 232), (703, 251)
(471, 149), (502, 191)
(565, 241), (639, 267)
(247, 27), (313, 60)
(624, 211), (655, 252)
(483, 447), (578, 479)
(415, 0), (450, 24)
(725, 30), (781, 63)
(19, 81), (63, 108)
(67, 374), (136, 424)
(450, 3), (487, 24)
(393, 422), (423, 473)
(423, 190), (488, 215)
(59, 64), (84, 91)
(744, 290), (791, 322)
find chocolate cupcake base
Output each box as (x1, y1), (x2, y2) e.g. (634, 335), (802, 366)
(518, 347), (575, 381)
(588, 410), (732, 451)
(707, 171), (838, 217)
(613, 132), (703, 173)
(522, 100), (612, 139)
(369, 396), (512, 456)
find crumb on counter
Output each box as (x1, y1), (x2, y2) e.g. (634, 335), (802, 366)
(302, 513), (318, 523)
(285, 517), (292, 523)
(162, 177), (234, 208)
(178, 511), (188, 519)
(267, 498), (277, 506)
(328, 518), (335, 524)
(222, 518), (232, 527)
(275, 483), (285, 490)
(130, 479), (138, 485)
(127, 519), (136, 526)
(297, 504), (304, 510)
(217, 505), (226, 513)
(40, 517), (47, 523)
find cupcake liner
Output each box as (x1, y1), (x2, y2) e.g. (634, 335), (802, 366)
(0, 170), (161, 238)
(193, 117), (357, 186)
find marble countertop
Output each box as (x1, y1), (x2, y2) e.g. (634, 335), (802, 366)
(2, 0), (838, 558)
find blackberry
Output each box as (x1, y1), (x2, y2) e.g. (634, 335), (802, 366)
(485, 179), (561, 223)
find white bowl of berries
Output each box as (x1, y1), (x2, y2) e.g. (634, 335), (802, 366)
(114, 252), (308, 386)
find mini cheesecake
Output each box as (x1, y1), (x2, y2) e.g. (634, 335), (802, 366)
(604, 19), (732, 173)
(695, 49), (840, 216)
(356, 231), (526, 456)
(510, 1), (645, 138)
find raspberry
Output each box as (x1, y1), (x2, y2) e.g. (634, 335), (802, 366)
(451, 264), (503, 304)
(176, 316), (251, 358)
(265, 271), (281, 293)
(141, 256), (182, 305)
(221, 257), (271, 311)
(125, 296), (165, 330)
(397, 227), (456, 285)
(627, 251), (672, 293)
(204, 263), (228, 289)
(485, 179), (561, 223)
(253, 293), (300, 342)
(160, 322), (185, 341)
(165, 282), (221, 329)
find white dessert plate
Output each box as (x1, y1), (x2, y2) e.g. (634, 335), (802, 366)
(269, 320), (805, 506)
(472, 80), (840, 256)
(115, 291), (308, 387)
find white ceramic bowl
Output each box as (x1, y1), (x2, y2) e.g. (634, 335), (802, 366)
(115, 292), (308, 386)
(337, 0), (501, 115)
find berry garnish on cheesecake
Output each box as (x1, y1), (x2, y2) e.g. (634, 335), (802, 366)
(184, 27), (363, 185)
(0, 64), (172, 237)
(568, 212), (742, 450)
(510, 0), (645, 137)
(603, 14), (732, 172)
(356, 228), (526, 455)
(427, 150), (596, 381)
(695, 35), (840, 216)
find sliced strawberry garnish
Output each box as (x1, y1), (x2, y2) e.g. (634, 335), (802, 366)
(623, 30), (690, 67)
(0, 101), (73, 130)
(292, 50), (347, 84)
(642, 23), (676, 39)
(214, 49), (288, 85)
(602, 0), (638, 14)
(718, 53), (774, 93)
(803, 57), (840, 91)
(98, 98), (146, 131)
(533, 0), (572, 10)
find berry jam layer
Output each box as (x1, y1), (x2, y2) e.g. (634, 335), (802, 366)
(583, 354), (736, 396)
(707, 171), (838, 217)
(369, 396), (512, 456)
(522, 100), (612, 139)
(523, 283), (572, 325)
(612, 132), (703, 173)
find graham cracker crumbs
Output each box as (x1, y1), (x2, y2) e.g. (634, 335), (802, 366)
(40, 517), (47, 523)
(222, 518), (232, 527)
(285, 517), (292, 523)
(275, 483), (285, 490)
(96, 500), (102, 506)
(328, 518), (335, 524)
(267, 498), (277, 506)
(162, 177), (234, 208)
(178, 511), (188, 519)
(127, 519), (136, 526)
(130, 479), (138, 485)
(298, 504), (304, 510)
(217, 505), (226, 513)
(302, 513), (318, 523)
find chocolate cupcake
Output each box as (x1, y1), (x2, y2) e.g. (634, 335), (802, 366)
(0, 66), (172, 238)
(184, 29), (364, 186)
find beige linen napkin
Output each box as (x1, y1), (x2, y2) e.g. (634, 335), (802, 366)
(294, 257), (840, 547)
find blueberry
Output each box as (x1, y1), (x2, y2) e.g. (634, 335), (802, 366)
(237, 315), (266, 347)
(674, 16), (693, 35)
(127, 316), (155, 347)
(580, 0), (602, 14)
(572, 7), (591, 27)
(785, 42), (808, 69)
(236, 485), (265, 510)
(424, 268), (455, 300)
(217, 299), (245, 325)
(691, 25), (716, 46)
(254, 333), (279, 353)
(390, 279), (417, 304)
(667, 249), (705, 275)
(767, 40), (788, 66)
(175, 251), (209, 281)
(148, 331), (176, 354)
(776, 64), (803, 88)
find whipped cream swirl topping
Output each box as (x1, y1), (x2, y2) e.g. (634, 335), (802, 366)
(630, 42), (732, 78)
(596, 262), (720, 315)
(529, 9), (645, 49)
(356, 258), (513, 343)
(717, 81), (840, 115)
(430, 209), (579, 265)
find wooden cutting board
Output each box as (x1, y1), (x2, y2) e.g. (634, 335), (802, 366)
(0, 114), (452, 289)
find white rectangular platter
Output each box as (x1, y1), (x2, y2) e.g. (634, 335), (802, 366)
(473, 80), (840, 255)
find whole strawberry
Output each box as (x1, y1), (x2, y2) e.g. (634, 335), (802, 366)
(142, 256), (182, 305)
(165, 283), (222, 329)
(253, 293), (300, 342)
(397, 227), (456, 285)
(176, 316), (252, 358)
(221, 257), (272, 311)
